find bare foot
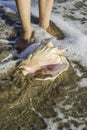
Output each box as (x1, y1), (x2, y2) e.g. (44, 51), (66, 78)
(46, 21), (64, 39)
(15, 31), (35, 52)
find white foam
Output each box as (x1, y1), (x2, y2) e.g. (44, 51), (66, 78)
(78, 78), (87, 88)
(44, 118), (58, 130)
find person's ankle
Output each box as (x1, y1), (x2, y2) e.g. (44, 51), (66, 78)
(23, 29), (32, 42)
(40, 23), (49, 30)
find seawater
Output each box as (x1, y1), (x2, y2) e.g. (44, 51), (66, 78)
(0, 0), (87, 130)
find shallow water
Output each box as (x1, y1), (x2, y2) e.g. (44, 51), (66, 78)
(0, 0), (87, 130)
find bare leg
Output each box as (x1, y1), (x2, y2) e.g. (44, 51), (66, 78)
(38, 0), (54, 29)
(38, 0), (64, 39)
(15, 0), (32, 41)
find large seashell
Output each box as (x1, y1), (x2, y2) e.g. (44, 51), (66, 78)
(20, 41), (69, 80)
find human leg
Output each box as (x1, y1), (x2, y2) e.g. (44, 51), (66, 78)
(15, 0), (32, 40)
(38, 0), (54, 29)
(38, 0), (64, 39)
(15, 0), (34, 51)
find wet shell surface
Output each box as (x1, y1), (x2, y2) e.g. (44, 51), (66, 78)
(20, 41), (69, 80)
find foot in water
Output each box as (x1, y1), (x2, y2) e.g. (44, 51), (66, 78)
(15, 21), (64, 52)
(15, 31), (35, 52)
(46, 21), (64, 39)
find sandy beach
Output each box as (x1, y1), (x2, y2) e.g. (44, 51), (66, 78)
(0, 0), (87, 130)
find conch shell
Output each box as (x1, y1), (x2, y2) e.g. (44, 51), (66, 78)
(20, 41), (69, 80)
